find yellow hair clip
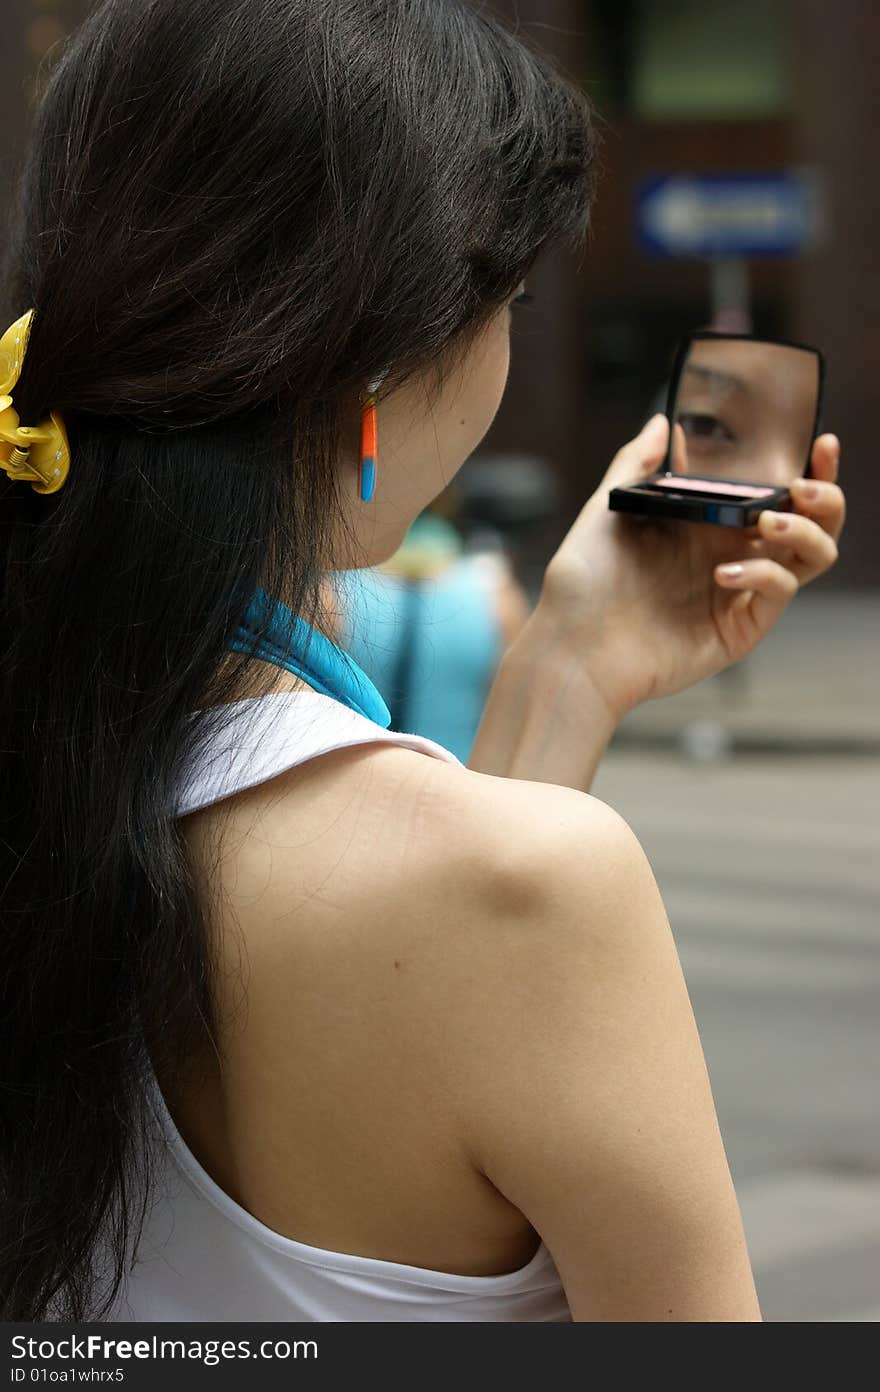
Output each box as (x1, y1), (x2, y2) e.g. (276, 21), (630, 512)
(0, 310), (70, 495)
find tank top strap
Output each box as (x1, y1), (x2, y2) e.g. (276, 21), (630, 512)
(174, 690), (463, 819)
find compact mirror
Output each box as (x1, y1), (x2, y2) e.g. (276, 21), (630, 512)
(666, 334), (823, 487)
(609, 332), (826, 528)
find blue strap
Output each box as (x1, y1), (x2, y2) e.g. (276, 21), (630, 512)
(228, 586), (392, 729)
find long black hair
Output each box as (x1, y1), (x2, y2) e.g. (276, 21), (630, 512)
(0, 0), (597, 1320)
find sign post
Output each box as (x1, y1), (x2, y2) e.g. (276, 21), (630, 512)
(637, 172), (820, 260)
(637, 170), (824, 328)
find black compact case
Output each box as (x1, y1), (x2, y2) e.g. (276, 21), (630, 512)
(608, 331), (826, 528)
(609, 479), (794, 528)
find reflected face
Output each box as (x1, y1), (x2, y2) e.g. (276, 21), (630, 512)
(670, 338), (820, 487)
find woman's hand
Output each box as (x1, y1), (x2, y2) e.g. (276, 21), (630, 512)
(537, 415), (845, 721)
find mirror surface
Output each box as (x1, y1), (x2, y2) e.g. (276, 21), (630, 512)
(666, 336), (821, 488)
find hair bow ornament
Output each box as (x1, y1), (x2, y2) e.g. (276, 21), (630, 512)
(0, 310), (70, 494)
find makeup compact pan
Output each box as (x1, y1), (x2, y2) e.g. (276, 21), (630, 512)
(609, 332), (826, 527)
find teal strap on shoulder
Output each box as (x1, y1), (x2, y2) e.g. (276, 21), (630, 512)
(228, 587), (392, 729)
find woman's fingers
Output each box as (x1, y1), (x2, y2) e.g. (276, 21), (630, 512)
(711, 436), (844, 643)
(714, 494), (841, 635)
(715, 557), (800, 598)
(715, 556), (800, 635)
(808, 433), (841, 485)
(716, 511), (837, 615)
(754, 507), (839, 583)
(789, 476), (847, 544)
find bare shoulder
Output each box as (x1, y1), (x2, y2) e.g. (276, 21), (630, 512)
(184, 730), (759, 1318)
(408, 753), (637, 905)
(184, 717), (635, 933)
(357, 745), (640, 925)
(416, 763), (761, 1322)
(189, 732), (630, 981)
(404, 755), (662, 1012)
(366, 733), (618, 838)
(221, 724), (615, 859)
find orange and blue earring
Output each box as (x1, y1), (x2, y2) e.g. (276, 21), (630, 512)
(360, 377), (383, 503)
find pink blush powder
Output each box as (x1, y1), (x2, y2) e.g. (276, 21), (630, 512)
(650, 476), (778, 498)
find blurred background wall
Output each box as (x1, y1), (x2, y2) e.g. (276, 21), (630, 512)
(480, 0), (877, 590)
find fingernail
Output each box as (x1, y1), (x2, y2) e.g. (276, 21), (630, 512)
(798, 482), (819, 499)
(772, 514), (790, 530)
(718, 564), (744, 579)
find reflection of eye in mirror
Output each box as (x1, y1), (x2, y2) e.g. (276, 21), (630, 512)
(608, 331), (826, 527)
(669, 335), (822, 487)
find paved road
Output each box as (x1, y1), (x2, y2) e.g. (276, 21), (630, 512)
(590, 747), (880, 1322)
(613, 589), (880, 754)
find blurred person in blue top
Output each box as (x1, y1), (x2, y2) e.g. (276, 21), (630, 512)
(329, 491), (532, 765)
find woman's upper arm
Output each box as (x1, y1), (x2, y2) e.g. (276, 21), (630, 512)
(452, 785), (762, 1322)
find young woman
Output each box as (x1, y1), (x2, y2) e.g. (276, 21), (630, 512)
(0, 0), (844, 1323)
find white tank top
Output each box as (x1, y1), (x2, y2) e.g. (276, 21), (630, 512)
(109, 691), (571, 1322)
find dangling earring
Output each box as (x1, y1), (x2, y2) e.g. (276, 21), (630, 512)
(359, 377), (383, 503)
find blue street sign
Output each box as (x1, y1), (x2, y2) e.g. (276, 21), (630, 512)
(636, 172), (818, 259)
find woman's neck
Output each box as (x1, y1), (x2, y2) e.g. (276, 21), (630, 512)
(195, 654), (325, 712)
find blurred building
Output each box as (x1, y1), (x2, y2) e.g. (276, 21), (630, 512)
(482, 0), (877, 588)
(1, 1), (876, 584)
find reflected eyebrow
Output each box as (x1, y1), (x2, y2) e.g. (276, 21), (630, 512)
(683, 363), (750, 397)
